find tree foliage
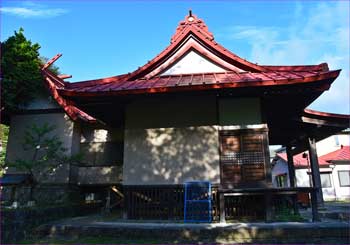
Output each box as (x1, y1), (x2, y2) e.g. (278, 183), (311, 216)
(14, 123), (67, 174)
(1, 28), (44, 113)
(1, 28), (60, 116)
(0, 124), (9, 175)
(8, 123), (80, 202)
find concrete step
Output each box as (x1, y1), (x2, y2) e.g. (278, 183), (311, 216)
(319, 211), (350, 221)
(35, 219), (350, 244)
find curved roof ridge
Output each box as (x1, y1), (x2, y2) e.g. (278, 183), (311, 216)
(68, 11), (332, 85)
(126, 12), (266, 80)
(58, 69), (341, 97)
(263, 63), (329, 72)
(41, 56), (97, 123)
(304, 108), (350, 119)
(66, 73), (129, 89)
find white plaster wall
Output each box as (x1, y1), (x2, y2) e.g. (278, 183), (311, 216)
(6, 113), (75, 183)
(295, 169), (311, 187)
(81, 126), (123, 143)
(79, 125), (124, 167)
(161, 50), (227, 75)
(332, 164), (350, 200)
(271, 159), (290, 187)
(316, 134), (350, 156)
(123, 126), (220, 185)
(76, 166), (122, 185)
(295, 166), (350, 200)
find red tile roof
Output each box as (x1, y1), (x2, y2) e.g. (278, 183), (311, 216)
(277, 152), (329, 168)
(59, 70), (340, 97)
(319, 146), (350, 162)
(262, 63), (329, 72)
(304, 109), (350, 119)
(39, 11), (347, 123)
(41, 68), (97, 123)
(57, 12), (340, 96)
(277, 146), (350, 167)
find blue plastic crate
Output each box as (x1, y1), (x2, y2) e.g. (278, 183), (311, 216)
(184, 181), (212, 223)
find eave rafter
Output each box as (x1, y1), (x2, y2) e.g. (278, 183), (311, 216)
(57, 69), (340, 98)
(41, 55), (97, 123)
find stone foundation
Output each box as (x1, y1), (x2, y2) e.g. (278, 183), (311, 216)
(0, 184), (83, 206)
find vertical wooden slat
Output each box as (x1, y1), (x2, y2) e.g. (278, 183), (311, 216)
(125, 185), (228, 221)
(262, 130), (272, 186)
(308, 137), (324, 206)
(286, 145), (296, 187)
(219, 193), (226, 222)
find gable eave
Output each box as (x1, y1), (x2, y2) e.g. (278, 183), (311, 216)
(127, 25), (266, 80)
(58, 69), (341, 98)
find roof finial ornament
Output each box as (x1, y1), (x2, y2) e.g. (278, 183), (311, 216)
(188, 9), (194, 22)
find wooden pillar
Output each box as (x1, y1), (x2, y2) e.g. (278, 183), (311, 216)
(219, 193), (226, 223)
(286, 145), (298, 214)
(262, 129), (272, 186)
(308, 137), (324, 206)
(310, 188), (320, 222)
(286, 145), (296, 187)
(123, 186), (128, 219)
(262, 129), (273, 221)
(264, 192), (273, 222)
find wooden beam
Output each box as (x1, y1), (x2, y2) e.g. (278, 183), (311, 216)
(311, 188), (320, 222)
(301, 116), (347, 128)
(58, 74), (72, 79)
(286, 145), (299, 215)
(111, 186), (124, 198)
(308, 137), (324, 206)
(286, 145), (296, 187)
(42, 53), (62, 70)
(219, 193), (226, 223)
(264, 192), (273, 222)
(263, 130), (272, 186)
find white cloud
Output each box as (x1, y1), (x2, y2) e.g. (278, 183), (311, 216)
(221, 1), (349, 114)
(0, 1), (68, 18)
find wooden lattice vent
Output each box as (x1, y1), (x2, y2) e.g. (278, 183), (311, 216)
(220, 129), (267, 185)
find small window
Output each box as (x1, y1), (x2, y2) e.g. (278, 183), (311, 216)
(276, 174), (288, 188)
(320, 173), (332, 188)
(334, 135), (340, 146)
(338, 171), (350, 187)
(85, 193), (95, 203)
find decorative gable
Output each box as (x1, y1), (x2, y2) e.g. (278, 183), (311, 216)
(127, 11), (264, 80)
(161, 50), (227, 76)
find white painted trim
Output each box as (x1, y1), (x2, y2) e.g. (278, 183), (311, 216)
(144, 36), (245, 78)
(217, 124), (268, 131)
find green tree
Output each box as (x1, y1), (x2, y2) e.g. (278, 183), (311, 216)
(0, 124), (9, 176)
(1, 28), (60, 117)
(8, 123), (79, 203)
(1, 28), (44, 113)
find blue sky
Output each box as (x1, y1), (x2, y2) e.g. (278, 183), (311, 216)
(1, 1), (349, 114)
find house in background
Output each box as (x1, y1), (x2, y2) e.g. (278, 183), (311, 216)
(272, 132), (350, 201)
(3, 12), (350, 221)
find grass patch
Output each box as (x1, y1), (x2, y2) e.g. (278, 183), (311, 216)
(274, 213), (306, 222)
(274, 205), (306, 222)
